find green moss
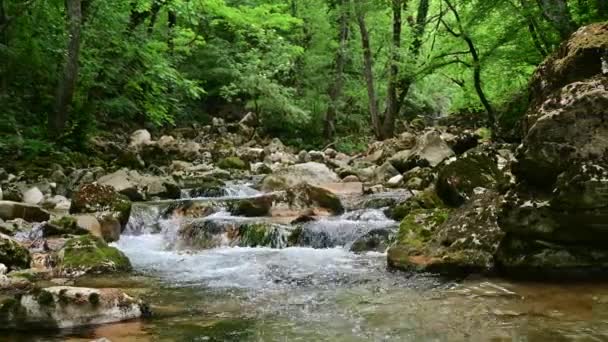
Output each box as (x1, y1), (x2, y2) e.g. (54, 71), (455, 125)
(288, 226), (302, 246)
(60, 235), (132, 275)
(45, 216), (89, 237)
(239, 224), (271, 247)
(36, 290), (55, 307)
(0, 236), (31, 271)
(217, 157), (248, 170)
(88, 292), (100, 306)
(387, 188), (444, 221)
(396, 209), (450, 248)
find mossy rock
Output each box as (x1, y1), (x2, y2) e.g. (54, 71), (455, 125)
(386, 187), (444, 221)
(228, 196), (273, 217)
(436, 150), (506, 207)
(187, 180), (227, 198)
(217, 157), (248, 170)
(238, 223), (289, 248)
(396, 209), (450, 248)
(70, 184), (132, 228)
(43, 216), (89, 237)
(0, 234), (31, 271)
(58, 235), (132, 276)
(286, 183), (344, 215)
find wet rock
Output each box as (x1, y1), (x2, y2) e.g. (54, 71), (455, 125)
(260, 162), (340, 192)
(350, 228), (393, 253)
(436, 149), (507, 207)
(387, 175), (403, 188)
(284, 183), (344, 215)
(0, 286), (149, 330)
(250, 162), (272, 175)
(57, 235), (132, 277)
(0, 201), (50, 222)
(228, 195), (273, 217)
(0, 233), (31, 271)
(70, 184), (132, 230)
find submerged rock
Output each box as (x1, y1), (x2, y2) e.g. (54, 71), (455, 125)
(0, 286), (149, 330)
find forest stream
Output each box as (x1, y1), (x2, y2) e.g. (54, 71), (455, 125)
(7, 183), (608, 342)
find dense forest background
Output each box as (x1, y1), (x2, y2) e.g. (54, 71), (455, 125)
(1, 0), (606, 157)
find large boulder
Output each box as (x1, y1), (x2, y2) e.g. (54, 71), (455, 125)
(495, 23), (608, 279)
(0, 286), (149, 330)
(388, 189), (503, 275)
(436, 148), (507, 207)
(0, 201), (50, 222)
(260, 162), (340, 191)
(389, 130), (454, 172)
(0, 234), (31, 271)
(56, 235), (132, 277)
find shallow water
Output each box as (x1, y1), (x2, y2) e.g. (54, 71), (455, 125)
(8, 190), (608, 341)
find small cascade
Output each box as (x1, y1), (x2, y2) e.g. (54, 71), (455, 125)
(297, 209), (397, 249)
(124, 203), (162, 235)
(13, 222), (45, 242)
(181, 182), (261, 199)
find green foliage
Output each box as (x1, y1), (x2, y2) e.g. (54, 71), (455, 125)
(1, 0), (606, 151)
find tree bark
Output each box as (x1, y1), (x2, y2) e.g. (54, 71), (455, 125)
(443, 0), (495, 128)
(382, 0), (402, 140)
(324, 0), (350, 141)
(536, 0), (576, 39)
(355, 3), (381, 139)
(50, 0), (83, 137)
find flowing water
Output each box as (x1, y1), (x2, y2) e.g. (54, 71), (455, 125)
(9, 184), (608, 341)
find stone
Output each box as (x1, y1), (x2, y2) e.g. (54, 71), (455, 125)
(284, 183), (344, 215)
(240, 112), (257, 126)
(385, 187), (444, 221)
(42, 216), (89, 237)
(217, 156), (249, 170)
(297, 150), (311, 163)
(402, 167), (435, 191)
(389, 130), (454, 172)
(57, 235), (132, 277)
(436, 149), (507, 207)
(237, 148), (265, 163)
(260, 162), (340, 192)
(22, 187), (44, 205)
(342, 175), (360, 183)
(0, 263), (6, 275)
(228, 195), (273, 217)
(0, 286), (149, 330)
(0, 233), (31, 271)
(75, 215), (102, 237)
(129, 129), (152, 148)
(70, 184), (132, 230)
(387, 175), (403, 188)
(350, 229), (394, 253)
(387, 195), (502, 276)
(308, 150), (325, 162)
(0, 201), (50, 222)
(373, 162), (400, 183)
(41, 195), (71, 211)
(250, 162), (272, 175)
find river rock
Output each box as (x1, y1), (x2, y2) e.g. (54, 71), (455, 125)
(402, 167), (435, 191)
(0, 286), (149, 330)
(283, 183), (344, 215)
(56, 235), (132, 277)
(388, 189), (503, 275)
(0, 201), (50, 222)
(260, 162), (340, 191)
(0, 233), (31, 271)
(389, 130), (455, 172)
(42, 216), (89, 237)
(22, 187), (44, 205)
(178, 220), (292, 249)
(350, 228), (394, 253)
(495, 23), (608, 279)
(129, 129), (152, 148)
(217, 156), (249, 170)
(436, 148), (507, 207)
(373, 162), (400, 184)
(385, 187), (444, 221)
(98, 169), (180, 201)
(70, 184), (132, 230)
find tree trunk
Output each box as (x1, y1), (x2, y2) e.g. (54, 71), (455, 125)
(519, 0), (549, 57)
(324, 0), (350, 141)
(50, 0), (83, 137)
(382, 0), (403, 140)
(168, 10), (177, 54)
(598, 0), (608, 18)
(355, 4), (381, 139)
(536, 0), (576, 39)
